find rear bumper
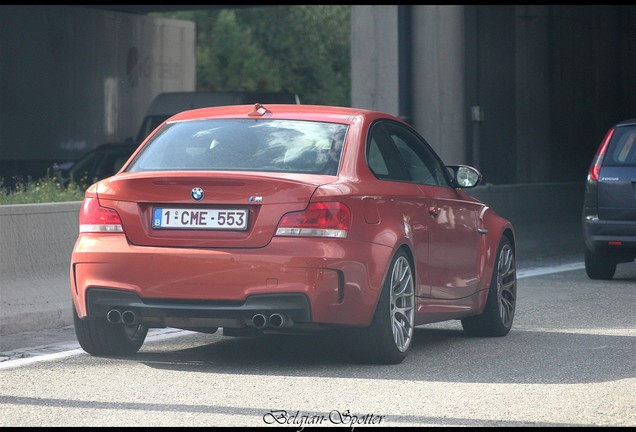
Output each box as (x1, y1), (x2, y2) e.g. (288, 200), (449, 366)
(71, 234), (394, 328)
(583, 217), (636, 263)
(86, 288), (311, 330)
(583, 217), (636, 249)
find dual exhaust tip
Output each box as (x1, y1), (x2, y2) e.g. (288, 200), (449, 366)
(107, 309), (140, 325)
(252, 313), (289, 329)
(107, 309), (288, 329)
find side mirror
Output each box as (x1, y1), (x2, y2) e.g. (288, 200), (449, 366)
(446, 165), (483, 189)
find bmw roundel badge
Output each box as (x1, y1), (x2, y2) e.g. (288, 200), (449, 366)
(191, 187), (204, 201)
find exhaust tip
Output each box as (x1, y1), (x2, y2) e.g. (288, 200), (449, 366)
(252, 313), (267, 329)
(268, 313), (288, 328)
(106, 309), (122, 324)
(121, 310), (139, 325)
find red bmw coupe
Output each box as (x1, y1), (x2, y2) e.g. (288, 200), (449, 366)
(70, 103), (517, 364)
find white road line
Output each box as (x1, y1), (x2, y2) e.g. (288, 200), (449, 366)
(0, 328), (194, 371)
(517, 262), (585, 279)
(0, 347), (85, 370)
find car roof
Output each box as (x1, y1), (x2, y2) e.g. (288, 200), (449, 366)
(166, 104), (399, 125)
(615, 118), (636, 127)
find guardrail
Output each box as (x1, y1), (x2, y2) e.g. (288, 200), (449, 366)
(0, 182), (584, 336)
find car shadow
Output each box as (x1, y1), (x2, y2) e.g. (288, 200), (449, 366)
(125, 322), (634, 386)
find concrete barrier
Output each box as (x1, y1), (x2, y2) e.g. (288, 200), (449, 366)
(0, 202), (80, 335)
(468, 182), (584, 224)
(0, 182), (585, 336)
(469, 182), (585, 262)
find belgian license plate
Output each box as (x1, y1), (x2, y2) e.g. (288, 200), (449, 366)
(152, 208), (248, 230)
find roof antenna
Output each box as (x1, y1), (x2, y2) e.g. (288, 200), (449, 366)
(248, 103), (270, 117)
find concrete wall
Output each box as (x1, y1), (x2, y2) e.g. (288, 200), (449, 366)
(351, 5), (467, 166)
(513, 6), (551, 183)
(350, 6), (400, 116)
(0, 202), (80, 335)
(351, 5), (636, 185)
(0, 183), (583, 336)
(0, 6), (196, 181)
(411, 5), (467, 166)
(468, 182), (583, 224)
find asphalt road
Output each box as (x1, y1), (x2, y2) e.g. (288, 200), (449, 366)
(0, 259), (634, 427)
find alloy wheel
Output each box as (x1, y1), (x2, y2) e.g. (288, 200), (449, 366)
(496, 243), (516, 328)
(390, 256), (415, 352)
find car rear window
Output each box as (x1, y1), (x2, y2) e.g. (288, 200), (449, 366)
(127, 119), (348, 175)
(605, 126), (636, 166)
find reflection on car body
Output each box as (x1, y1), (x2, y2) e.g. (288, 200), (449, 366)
(70, 103), (517, 364)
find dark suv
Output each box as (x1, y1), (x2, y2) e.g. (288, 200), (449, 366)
(582, 119), (636, 279)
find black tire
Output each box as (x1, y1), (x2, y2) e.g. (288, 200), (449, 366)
(345, 249), (415, 364)
(462, 236), (516, 337)
(73, 304), (148, 356)
(584, 248), (616, 280)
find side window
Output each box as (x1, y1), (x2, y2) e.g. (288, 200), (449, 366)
(366, 123), (410, 181)
(608, 127), (636, 165)
(385, 122), (449, 187)
(393, 138), (433, 184)
(368, 137), (389, 176)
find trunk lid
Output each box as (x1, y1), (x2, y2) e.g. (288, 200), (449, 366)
(597, 166), (636, 221)
(96, 171), (337, 248)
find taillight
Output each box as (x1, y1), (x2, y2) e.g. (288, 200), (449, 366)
(276, 202), (351, 238)
(588, 127), (614, 182)
(79, 197), (124, 233)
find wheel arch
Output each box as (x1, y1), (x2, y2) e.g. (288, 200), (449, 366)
(477, 217), (516, 311)
(366, 242), (415, 324)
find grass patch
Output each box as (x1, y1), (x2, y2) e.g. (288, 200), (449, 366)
(0, 176), (86, 205)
